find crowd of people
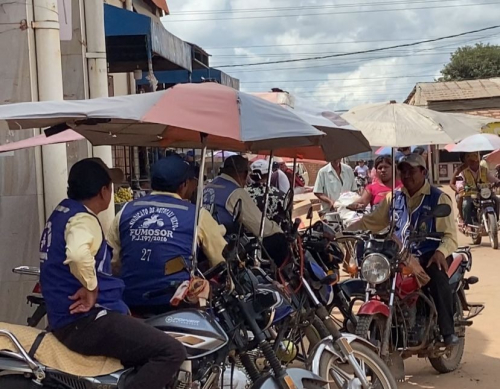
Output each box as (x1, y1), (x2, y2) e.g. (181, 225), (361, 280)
(40, 146), (496, 388)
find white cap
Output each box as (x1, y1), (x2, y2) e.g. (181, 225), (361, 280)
(250, 159), (270, 175)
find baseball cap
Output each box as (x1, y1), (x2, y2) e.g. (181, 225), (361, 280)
(250, 159), (270, 175)
(151, 154), (196, 189)
(68, 158), (123, 201)
(398, 153), (427, 169)
(222, 155), (249, 173)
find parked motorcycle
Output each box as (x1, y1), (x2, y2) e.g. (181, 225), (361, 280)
(459, 183), (499, 249)
(353, 204), (484, 381)
(0, 202), (327, 389)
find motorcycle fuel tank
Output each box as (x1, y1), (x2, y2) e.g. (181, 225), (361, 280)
(145, 309), (228, 359)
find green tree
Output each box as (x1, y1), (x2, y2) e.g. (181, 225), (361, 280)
(439, 43), (500, 81)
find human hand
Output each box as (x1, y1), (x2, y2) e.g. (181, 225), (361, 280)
(69, 287), (98, 314)
(427, 251), (448, 272)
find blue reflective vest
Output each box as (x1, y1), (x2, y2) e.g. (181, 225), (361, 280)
(118, 194), (196, 307)
(203, 176), (239, 235)
(391, 186), (443, 256)
(40, 199), (128, 331)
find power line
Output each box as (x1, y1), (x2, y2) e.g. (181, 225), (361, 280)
(216, 25), (500, 68)
(164, 1), (499, 22)
(240, 74), (437, 84)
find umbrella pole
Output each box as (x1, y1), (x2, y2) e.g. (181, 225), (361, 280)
(211, 149), (215, 179)
(191, 135), (208, 277)
(292, 156), (297, 201)
(389, 148), (396, 236)
(259, 152), (274, 240)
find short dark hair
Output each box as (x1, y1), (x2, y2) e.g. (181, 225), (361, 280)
(374, 154), (393, 169)
(67, 159), (112, 201)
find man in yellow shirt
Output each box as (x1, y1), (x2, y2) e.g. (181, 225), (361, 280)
(108, 154), (227, 316)
(349, 153), (459, 346)
(40, 158), (185, 389)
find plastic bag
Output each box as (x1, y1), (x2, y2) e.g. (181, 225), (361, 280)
(334, 192), (371, 227)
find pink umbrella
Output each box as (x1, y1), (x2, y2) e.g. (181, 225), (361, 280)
(485, 149), (500, 165)
(0, 130), (84, 153)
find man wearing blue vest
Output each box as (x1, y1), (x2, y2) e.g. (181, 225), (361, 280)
(40, 158), (186, 389)
(203, 155), (288, 265)
(108, 154), (227, 315)
(349, 153), (459, 346)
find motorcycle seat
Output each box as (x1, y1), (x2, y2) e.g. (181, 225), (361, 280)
(447, 252), (467, 278)
(0, 321), (123, 377)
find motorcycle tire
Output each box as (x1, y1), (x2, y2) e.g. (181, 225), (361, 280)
(472, 233), (482, 245)
(429, 299), (465, 374)
(487, 213), (499, 249)
(0, 375), (41, 388)
(355, 314), (386, 350)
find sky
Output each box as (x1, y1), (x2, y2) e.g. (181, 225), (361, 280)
(162, 0), (500, 111)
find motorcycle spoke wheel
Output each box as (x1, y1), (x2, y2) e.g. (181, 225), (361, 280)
(487, 213), (498, 249)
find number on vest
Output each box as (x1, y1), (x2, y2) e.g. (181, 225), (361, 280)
(141, 248), (152, 262)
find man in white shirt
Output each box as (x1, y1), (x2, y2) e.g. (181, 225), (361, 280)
(314, 159), (357, 211)
(271, 162), (291, 193)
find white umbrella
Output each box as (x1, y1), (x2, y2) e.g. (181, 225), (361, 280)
(254, 92), (371, 159)
(342, 101), (492, 147)
(447, 133), (500, 152)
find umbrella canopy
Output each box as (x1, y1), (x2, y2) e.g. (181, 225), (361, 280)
(485, 149), (500, 165)
(254, 92), (370, 160)
(0, 83), (325, 156)
(375, 145), (419, 155)
(342, 101), (493, 147)
(0, 130), (84, 153)
(445, 133), (500, 152)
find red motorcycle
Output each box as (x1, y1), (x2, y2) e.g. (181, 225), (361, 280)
(353, 204), (484, 381)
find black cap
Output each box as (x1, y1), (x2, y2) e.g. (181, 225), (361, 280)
(151, 154), (196, 190)
(68, 158), (120, 201)
(222, 155), (249, 173)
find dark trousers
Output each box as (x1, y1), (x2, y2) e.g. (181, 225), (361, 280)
(420, 253), (455, 337)
(463, 194), (500, 225)
(53, 309), (186, 389)
(263, 233), (288, 267)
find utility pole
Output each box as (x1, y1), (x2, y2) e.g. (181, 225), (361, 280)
(83, 0), (116, 232)
(33, 0), (68, 216)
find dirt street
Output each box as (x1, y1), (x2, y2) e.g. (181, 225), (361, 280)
(399, 187), (499, 389)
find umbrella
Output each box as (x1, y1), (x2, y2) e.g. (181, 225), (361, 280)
(445, 133), (500, 152)
(254, 92), (370, 160)
(485, 149), (500, 165)
(342, 101), (492, 147)
(0, 83), (325, 155)
(375, 145), (419, 155)
(0, 130), (84, 153)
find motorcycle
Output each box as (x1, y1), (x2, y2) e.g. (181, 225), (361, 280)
(0, 201), (327, 389)
(353, 204), (484, 381)
(459, 183), (499, 249)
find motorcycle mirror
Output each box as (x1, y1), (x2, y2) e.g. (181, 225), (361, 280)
(306, 206), (314, 220)
(429, 203), (452, 219)
(283, 188), (294, 216)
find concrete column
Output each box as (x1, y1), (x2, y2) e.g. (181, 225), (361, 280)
(33, 0), (68, 216)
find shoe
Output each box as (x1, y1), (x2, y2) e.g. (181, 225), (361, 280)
(444, 334), (459, 346)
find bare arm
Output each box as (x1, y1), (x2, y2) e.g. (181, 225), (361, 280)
(450, 164), (465, 193)
(347, 188), (371, 210)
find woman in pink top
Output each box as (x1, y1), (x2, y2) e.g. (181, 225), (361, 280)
(349, 155), (402, 210)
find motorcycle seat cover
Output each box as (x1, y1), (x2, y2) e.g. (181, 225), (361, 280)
(0, 322), (123, 377)
(447, 253), (466, 278)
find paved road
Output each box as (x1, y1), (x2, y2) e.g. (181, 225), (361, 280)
(400, 188), (498, 389)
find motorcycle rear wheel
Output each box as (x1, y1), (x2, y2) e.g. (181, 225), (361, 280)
(429, 300), (465, 374)
(487, 213), (499, 249)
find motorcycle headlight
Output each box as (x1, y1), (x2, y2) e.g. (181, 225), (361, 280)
(361, 253), (391, 284)
(480, 187), (492, 199)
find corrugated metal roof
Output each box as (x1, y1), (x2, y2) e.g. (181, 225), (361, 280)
(407, 78), (500, 105)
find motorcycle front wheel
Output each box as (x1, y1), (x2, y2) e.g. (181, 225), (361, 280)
(487, 213), (499, 249)
(318, 341), (397, 389)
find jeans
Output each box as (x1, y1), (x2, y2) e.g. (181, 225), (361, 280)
(53, 309), (186, 389)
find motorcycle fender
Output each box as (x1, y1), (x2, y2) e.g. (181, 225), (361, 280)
(307, 334), (378, 376)
(338, 278), (367, 299)
(357, 300), (390, 318)
(251, 368), (327, 389)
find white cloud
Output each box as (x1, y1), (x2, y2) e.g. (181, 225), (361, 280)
(163, 0), (500, 110)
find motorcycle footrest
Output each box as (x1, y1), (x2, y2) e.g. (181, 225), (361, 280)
(456, 320), (473, 327)
(463, 304), (485, 320)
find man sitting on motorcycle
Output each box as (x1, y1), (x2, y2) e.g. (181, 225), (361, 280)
(108, 154), (227, 316)
(458, 152), (500, 226)
(40, 158), (186, 389)
(349, 153), (459, 346)
(203, 155), (289, 266)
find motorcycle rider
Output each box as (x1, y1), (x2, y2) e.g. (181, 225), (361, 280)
(203, 155), (288, 265)
(40, 158), (186, 389)
(455, 152), (500, 226)
(349, 153), (459, 346)
(108, 154), (227, 315)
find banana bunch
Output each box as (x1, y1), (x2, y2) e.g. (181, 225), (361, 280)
(114, 187), (133, 204)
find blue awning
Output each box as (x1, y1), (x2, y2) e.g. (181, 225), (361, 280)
(104, 4), (192, 73)
(136, 68), (240, 90)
